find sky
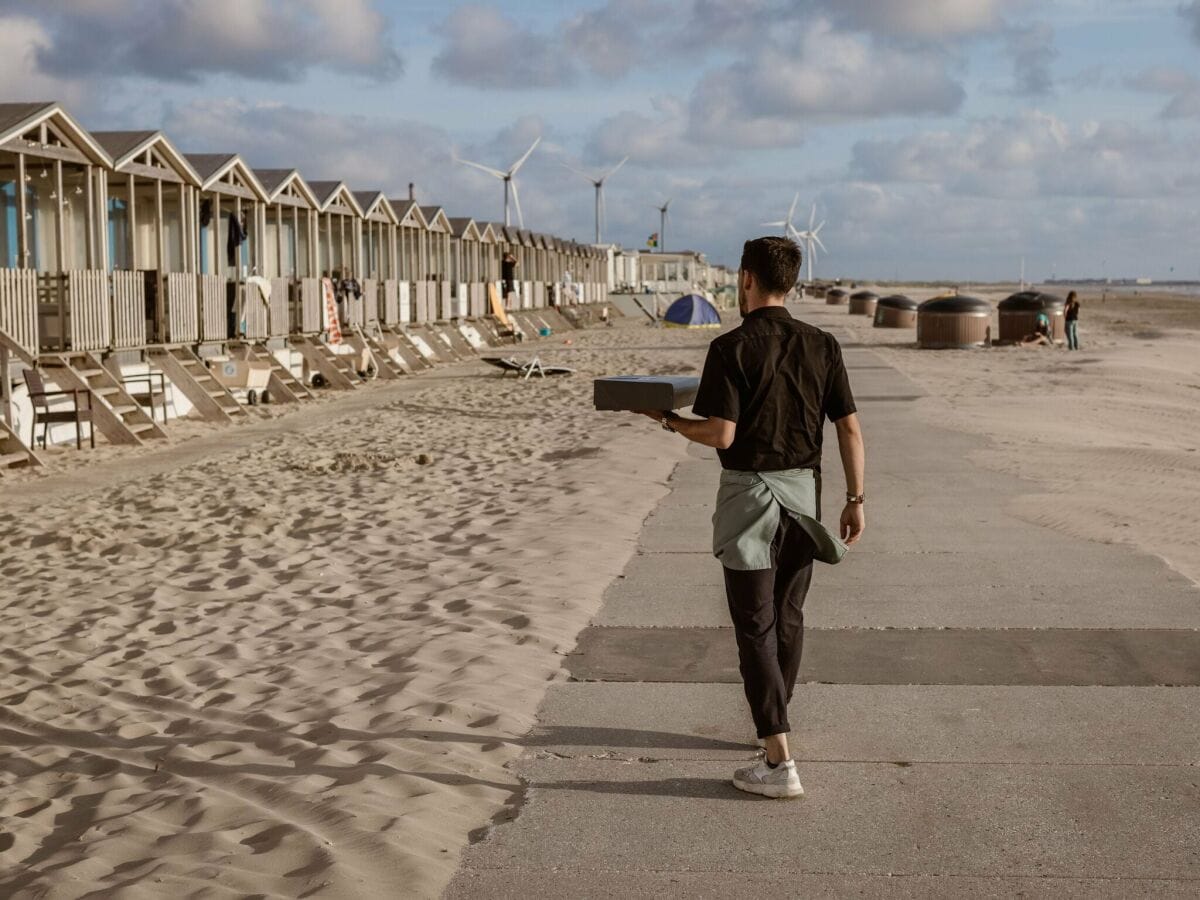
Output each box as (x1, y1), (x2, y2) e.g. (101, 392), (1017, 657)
(2, 0), (1200, 280)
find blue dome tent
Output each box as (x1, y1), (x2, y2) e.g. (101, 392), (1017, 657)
(663, 294), (721, 329)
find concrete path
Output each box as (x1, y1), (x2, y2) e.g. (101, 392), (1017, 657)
(446, 311), (1200, 898)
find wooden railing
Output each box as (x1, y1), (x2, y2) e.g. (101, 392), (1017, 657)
(470, 283), (485, 318)
(299, 278), (322, 333)
(398, 281), (411, 324)
(165, 272), (199, 343)
(243, 282), (269, 340)
(415, 281), (430, 322)
(269, 277), (289, 337)
(199, 274), (226, 342)
(440, 281), (452, 320)
(0, 269), (38, 357)
(362, 279), (379, 325)
(65, 271), (111, 351)
(111, 271), (145, 349)
(383, 279), (399, 324)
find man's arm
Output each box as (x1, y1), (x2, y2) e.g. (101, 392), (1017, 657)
(638, 410), (735, 450)
(834, 412), (865, 544)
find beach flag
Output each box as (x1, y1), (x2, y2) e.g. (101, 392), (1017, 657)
(647, 232), (658, 248)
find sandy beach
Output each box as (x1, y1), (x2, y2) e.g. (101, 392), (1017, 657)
(3, 291), (1199, 897)
(0, 319), (708, 898)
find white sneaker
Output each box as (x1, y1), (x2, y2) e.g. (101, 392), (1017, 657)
(732, 758), (804, 799)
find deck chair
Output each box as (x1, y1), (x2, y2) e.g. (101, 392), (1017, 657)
(481, 356), (574, 381)
(22, 368), (94, 449)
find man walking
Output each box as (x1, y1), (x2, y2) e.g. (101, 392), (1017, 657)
(640, 236), (865, 799)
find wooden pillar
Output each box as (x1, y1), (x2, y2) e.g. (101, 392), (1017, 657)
(84, 164), (95, 269)
(54, 159), (65, 273)
(128, 173), (137, 271)
(16, 153), (27, 268)
(155, 177), (165, 274)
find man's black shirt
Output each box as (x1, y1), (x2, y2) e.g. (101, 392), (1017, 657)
(691, 306), (856, 472)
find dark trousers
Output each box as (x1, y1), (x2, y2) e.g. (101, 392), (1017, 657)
(722, 514), (816, 738)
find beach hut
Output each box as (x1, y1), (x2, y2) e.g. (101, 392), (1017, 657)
(354, 191), (400, 330)
(917, 294), (993, 349)
(873, 294), (919, 328)
(476, 221), (500, 317)
(254, 169), (322, 338)
(420, 206), (453, 320)
(848, 290), (879, 316)
(0, 103), (112, 358)
(998, 291), (1065, 344)
(664, 294), (721, 329)
(93, 131), (202, 348)
(390, 198), (426, 324)
(825, 287), (848, 305)
(186, 153), (268, 345)
(447, 217), (481, 319)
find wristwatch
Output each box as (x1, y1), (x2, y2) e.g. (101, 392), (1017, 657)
(845, 492), (865, 504)
(661, 412), (678, 433)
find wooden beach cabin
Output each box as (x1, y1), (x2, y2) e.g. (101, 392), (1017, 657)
(255, 169), (320, 338)
(447, 217), (481, 320)
(353, 191), (400, 331)
(419, 206), (453, 321)
(475, 221), (499, 318)
(390, 199), (427, 323)
(91, 130), (201, 348)
(185, 153), (268, 346)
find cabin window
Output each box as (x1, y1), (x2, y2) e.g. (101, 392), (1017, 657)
(1, 176), (17, 268)
(108, 196), (132, 271)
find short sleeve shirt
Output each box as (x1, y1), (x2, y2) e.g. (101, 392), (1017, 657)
(691, 306), (856, 472)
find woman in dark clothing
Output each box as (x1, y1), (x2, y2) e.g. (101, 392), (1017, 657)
(1065, 291), (1081, 350)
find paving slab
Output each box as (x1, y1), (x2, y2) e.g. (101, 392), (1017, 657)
(527, 682), (1200, 764)
(456, 759), (1200, 882)
(448, 870), (1197, 899)
(567, 626), (1200, 686)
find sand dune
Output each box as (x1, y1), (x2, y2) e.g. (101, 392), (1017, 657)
(0, 321), (711, 898)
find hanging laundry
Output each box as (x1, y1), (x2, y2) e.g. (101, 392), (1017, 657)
(321, 277), (343, 345)
(226, 212), (246, 267)
(199, 198), (213, 228)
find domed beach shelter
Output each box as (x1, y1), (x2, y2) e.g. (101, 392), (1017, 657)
(825, 287), (849, 305)
(998, 291), (1065, 343)
(848, 290), (879, 316)
(917, 294), (993, 348)
(663, 294), (722, 329)
(873, 295), (919, 328)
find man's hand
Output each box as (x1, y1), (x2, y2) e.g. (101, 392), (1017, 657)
(839, 502), (865, 545)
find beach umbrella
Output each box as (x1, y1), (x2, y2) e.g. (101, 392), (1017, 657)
(664, 294), (721, 329)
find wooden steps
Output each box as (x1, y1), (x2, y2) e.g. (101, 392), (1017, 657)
(0, 419), (44, 470)
(148, 346), (248, 423)
(344, 330), (407, 380)
(289, 336), (361, 390)
(44, 353), (168, 446)
(437, 323), (477, 358)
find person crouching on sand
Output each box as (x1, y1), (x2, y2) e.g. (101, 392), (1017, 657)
(637, 235), (866, 799)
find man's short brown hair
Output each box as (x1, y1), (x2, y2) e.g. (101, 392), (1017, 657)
(741, 236), (802, 296)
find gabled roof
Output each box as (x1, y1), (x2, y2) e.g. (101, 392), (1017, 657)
(93, 130), (201, 185)
(389, 198), (428, 228)
(185, 153), (268, 199)
(307, 180), (364, 215)
(477, 222), (498, 242)
(353, 191), (397, 223)
(447, 217), (481, 240)
(419, 205), (451, 233)
(0, 102), (112, 166)
(517, 229), (535, 247)
(253, 168), (320, 206)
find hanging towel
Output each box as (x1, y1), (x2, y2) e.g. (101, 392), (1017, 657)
(322, 277), (343, 345)
(227, 212), (246, 267)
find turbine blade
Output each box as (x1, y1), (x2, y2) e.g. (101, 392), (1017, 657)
(560, 160), (595, 182)
(787, 192), (799, 226)
(809, 203), (816, 230)
(457, 157), (506, 179)
(605, 156), (629, 180)
(762, 220), (787, 227)
(813, 233), (828, 254)
(510, 136), (541, 175)
(511, 180), (525, 228)
(814, 220), (825, 234)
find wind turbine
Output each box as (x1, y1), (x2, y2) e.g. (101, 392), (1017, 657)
(454, 137), (541, 228)
(793, 204), (828, 283)
(762, 192), (801, 238)
(562, 156), (628, 244)
(654, 198), (671, 253)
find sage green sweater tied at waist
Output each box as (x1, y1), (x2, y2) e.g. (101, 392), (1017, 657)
(712, 468), (848, 571)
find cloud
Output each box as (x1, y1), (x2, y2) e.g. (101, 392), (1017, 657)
(1126, 66), (1200, 118)
(849, 111), (1189, 200)
(586, 96), (727, 167)
(1005, 22), (1057, 96)
(686, 20), (965, 146)
(1180, 1), (1200, 43)
(431, 4), (576, 89)
(0, 13), (90, 106)
(10, 0), (400, 84)
(827, 0), (1013, 39)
